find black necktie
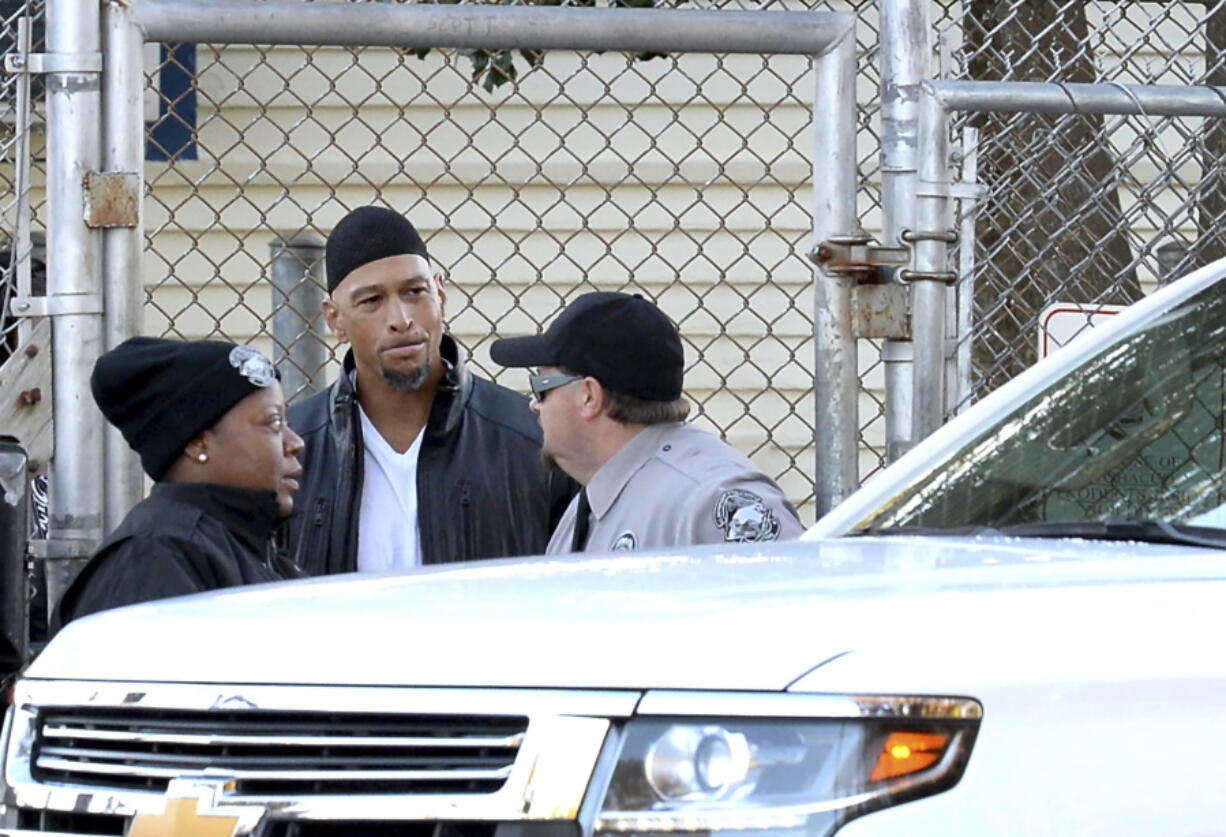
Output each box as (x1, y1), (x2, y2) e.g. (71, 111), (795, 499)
(571, 489), (592, 552)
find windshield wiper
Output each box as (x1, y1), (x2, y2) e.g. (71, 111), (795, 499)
(993, 519), (1226, 549)
(860, 519), (1226, 550)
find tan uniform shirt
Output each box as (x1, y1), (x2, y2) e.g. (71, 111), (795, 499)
(546, 422), (804, 554)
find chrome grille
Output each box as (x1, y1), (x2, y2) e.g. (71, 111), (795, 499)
(32, 708), (527, 796)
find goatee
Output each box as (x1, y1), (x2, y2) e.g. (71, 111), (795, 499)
(383, 362), (431, 391)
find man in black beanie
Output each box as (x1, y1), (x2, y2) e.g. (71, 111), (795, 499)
(282, 206), (576, 574)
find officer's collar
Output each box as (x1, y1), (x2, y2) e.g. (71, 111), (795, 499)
(585, 423), (680, 519)
(150, 482), (281, 552)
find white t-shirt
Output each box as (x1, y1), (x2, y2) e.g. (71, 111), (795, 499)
(356, 405), (424, 572)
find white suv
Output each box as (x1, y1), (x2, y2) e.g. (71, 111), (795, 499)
(3, 260), (1226, 836)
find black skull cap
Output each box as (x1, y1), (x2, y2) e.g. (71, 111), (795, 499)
(325, 206), (430, 292)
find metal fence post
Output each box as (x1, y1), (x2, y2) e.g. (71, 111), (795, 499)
(269, 235), (327, 402)
(811, 22), (859, 515)
(879, 0), (928, 462)
(910, 81), (952, 442)
(1157, 241), (1189, 285)
(43, 0), (105, 604)
(101, 0), (145, 529)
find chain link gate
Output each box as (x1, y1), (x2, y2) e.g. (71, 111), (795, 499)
(129, 0), (864, 524)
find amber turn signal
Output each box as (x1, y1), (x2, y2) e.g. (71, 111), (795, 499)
(869, 731), (950, 782)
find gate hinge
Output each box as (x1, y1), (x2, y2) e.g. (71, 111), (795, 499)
(10, 294), (103, 318)
(808, 233), (910, 283)
(3, 52), (103, 75)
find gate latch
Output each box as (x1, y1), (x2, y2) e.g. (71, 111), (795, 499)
(808, 233), (910, 283)
(809, 232), (914, 341)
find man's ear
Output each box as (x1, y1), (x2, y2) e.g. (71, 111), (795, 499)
(434, 272), (448, 321)
(322, 298), (348, 343)
(577, 377), (605, 421)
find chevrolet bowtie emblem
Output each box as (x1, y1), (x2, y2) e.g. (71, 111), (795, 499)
(127, 778), (266, 837)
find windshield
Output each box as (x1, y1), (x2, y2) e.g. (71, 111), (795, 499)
(855, 280), (1226, 533)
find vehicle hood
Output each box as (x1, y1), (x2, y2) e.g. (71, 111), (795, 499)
(30, 536), (1226, 690)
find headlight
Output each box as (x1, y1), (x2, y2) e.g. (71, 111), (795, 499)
(644, 726), (755, 802)
(594, 695), (980, 837)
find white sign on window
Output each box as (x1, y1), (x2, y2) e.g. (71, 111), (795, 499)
(1037, 303), (1127, 361)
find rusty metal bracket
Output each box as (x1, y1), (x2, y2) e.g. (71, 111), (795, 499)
(810, 232), (914, 338)
(808, 233), (910, 283)
(10, 294), (104, 318)
(852, 283), (910, 340)
(84, 171), (141, 228)
(3, 52), (102, 75)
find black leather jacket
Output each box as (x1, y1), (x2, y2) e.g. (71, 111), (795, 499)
(282, 336), (576, 574)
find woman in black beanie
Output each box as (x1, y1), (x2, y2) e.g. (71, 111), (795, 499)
(56, 337), (306, 627)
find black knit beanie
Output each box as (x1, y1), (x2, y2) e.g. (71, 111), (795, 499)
(325, 206), (430, 292)
(91, 337), (279, 480)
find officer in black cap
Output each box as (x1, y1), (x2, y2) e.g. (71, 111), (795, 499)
(57, 337), (305, 626)
(282, 206), (576, 575)
(492, 291), (803, 553)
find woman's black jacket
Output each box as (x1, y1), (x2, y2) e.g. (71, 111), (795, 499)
(57, 482), (289, 626)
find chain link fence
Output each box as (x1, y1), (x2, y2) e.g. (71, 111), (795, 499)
(6, 1), (1226, 523)
(938, 0), (1226, 406)
(0, 0), (44, 360)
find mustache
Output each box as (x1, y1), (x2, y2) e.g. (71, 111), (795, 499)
(381, 337), (428, 351)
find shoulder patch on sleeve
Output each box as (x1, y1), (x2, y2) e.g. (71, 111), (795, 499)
(714, 488), (781, 543)
(610, 531), (638, 551)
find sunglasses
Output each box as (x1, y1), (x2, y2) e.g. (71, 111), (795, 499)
(529, 372), (585, 401)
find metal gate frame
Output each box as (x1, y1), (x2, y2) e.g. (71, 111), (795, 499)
(34, 0), (862, 554)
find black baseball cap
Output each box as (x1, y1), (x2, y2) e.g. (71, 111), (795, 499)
(490, 291), (684, 401)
